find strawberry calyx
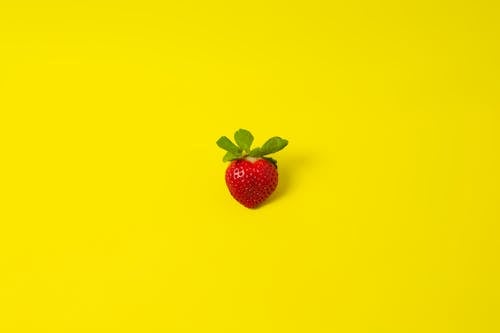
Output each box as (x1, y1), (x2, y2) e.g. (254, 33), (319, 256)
(216, 129), (288, 166)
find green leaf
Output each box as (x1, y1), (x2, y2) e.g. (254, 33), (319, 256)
(216, 136), (242, 155)
(263, 157), (278, 168)
(234, 129), (254, 153)
(223, 151), (241, 162)
(260, 137), (288, 155)
(248, 147), (263, 157)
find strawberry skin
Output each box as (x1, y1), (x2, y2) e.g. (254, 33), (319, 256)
(225, 158), (278, 208)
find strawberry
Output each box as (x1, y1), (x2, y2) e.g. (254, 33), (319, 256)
(216, 129), (288, 208)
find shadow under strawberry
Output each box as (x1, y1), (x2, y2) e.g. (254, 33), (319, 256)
(260, 152), (308, 207)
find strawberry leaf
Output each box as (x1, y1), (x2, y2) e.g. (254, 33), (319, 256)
(216, 136), (242, 155)
(248, 147), (263, 157)
(260, 137), (288, 155)
(234, 129), (254, 153)
(223, 151), (241, 162)
(264, 157), (278, 168)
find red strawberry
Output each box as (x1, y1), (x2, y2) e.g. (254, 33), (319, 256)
(225, 158), (278, 208)
(216, 129), (288, 208)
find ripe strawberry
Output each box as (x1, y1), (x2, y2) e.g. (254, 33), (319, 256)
(216, 129), (288, 208)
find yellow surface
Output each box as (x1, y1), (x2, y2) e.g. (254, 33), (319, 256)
(1, 1), (499, 332)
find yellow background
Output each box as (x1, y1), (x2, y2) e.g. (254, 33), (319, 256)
(1, 1), (499, 332)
